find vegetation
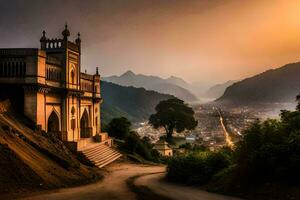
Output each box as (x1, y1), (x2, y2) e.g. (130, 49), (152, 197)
(121, 132), (160, 162)
(167, 94), (300, 199)
(106, 117), (131, 139)
(101, 81), (173, 124)
(218, 62), (300, 104)
(178, 143), (207, 152)
(106, 117), (160, 162)
(167, 147), (232, 185)
(149, 98), (198, 142)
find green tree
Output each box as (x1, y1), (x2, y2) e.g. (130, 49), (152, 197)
(149, 98), (198, 142)
(296, 94), (300, 111)
(107, 117), (131, 139)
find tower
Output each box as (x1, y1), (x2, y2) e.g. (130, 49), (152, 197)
(0, 24), (104, 150)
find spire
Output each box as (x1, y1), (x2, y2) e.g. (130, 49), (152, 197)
(40, 30), (46, 42)
(62, 23), (70, 39)
(40, 30), (47, 49)
(96, 67), (99, 75)
(75, 32), (81, 45)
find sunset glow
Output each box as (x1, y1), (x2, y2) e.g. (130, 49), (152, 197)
(1, 0), (300, 84)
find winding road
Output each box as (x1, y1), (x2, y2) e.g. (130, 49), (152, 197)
(19, 162), (241, 200)
(136, 173), (241, 200)
(215, 107), (234, 148)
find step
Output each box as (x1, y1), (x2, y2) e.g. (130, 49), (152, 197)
(86, 148), (115, 160)
(83, 147), (108, 157)
(82, 144), (107, 154)
(96, 154), (122, 168)
(86, 149), (112, 160)
(84, 146), (110, 157)
(95, 153), (122, 168)
(94, 152), (121, 165)
(81, 144), (122, 168)
(91, 151), (119, 164)
(93, 151), (120, 163)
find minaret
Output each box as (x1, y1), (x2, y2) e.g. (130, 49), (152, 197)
(62, 24), (70, 41)
(75, 32), (81, 52)
(40, 30), (47, 49)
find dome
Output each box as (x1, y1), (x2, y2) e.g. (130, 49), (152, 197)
(62, 24), (70, 38)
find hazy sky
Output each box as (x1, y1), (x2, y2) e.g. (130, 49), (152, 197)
(1, 0), (300, 85)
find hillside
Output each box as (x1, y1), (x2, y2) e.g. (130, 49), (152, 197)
(165, 75), (192, 90)
(103, 71), (197, 102)
(101, 81), (174, 124)
(0, 100), (101, 198)
(204, 80), (236, 99)
(217, 62), (300, 105)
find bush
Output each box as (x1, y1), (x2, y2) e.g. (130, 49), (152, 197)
(120, 132), (160, 162)
(107, 117), (131, 139)
(179, 143), (192, 150)
(234, 116), (300, 184)
(167, 149), (232, 185)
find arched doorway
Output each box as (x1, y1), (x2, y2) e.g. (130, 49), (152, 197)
(48, 111), (60, 134)
(80, 109), (90, 138)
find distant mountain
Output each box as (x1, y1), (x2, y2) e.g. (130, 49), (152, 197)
(101, 81), (174, 124)
(204, 80), (236, 99)
(165, 75), (191, 90)
(217, 62), (300, 105)
(103, 71), (197, 102)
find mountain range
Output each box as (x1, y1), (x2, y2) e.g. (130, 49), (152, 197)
(103, 71), (197, 102)
(204, 80), (237, 99)
(101, 81), (174, 124)
(217, 62), (300, 105)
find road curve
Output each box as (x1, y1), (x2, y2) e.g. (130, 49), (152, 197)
(19, 162), (165, 200)
(135, 173), (242, 200)
(19, 162), (241, 200)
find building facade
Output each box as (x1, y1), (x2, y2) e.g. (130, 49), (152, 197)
(0, 25), (106, 150)
(154, 140), (173, 156)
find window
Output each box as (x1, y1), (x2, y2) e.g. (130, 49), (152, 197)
(71, 119), (76, 130)
(71, 70), (75, 84)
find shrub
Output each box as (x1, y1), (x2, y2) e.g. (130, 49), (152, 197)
(120, 132), (160, 162)
(107, 117), (131, 139)
(167, 149), (232, 185)
(234, 115), (300, 184)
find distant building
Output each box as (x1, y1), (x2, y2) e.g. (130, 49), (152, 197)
(154, 140), (173, 156)
(185, 134), (196, 142)
(0, 25), (111, 151)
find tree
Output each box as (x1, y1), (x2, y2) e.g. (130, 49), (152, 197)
(149, 98), (198, 142)
(296, 93), (300, 111)
(107, 117), (131, 139)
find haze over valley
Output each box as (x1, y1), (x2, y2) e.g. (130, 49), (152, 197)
(102, 61), (300, 147)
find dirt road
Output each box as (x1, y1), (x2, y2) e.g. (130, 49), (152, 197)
(19, 162), (241, 200)
(20, 162), (164, 200)
(135, 173), (241, 200)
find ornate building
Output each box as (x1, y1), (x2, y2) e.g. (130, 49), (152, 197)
(0, 25), (110, 151)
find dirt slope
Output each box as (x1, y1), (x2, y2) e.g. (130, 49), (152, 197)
(20, 162), (165, 200)
(0, 100), (101, 198)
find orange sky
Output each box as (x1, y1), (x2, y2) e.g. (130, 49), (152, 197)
(1, 0), (300, 84)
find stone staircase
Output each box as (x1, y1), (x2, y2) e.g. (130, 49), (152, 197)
(81, 143), (122, 168)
